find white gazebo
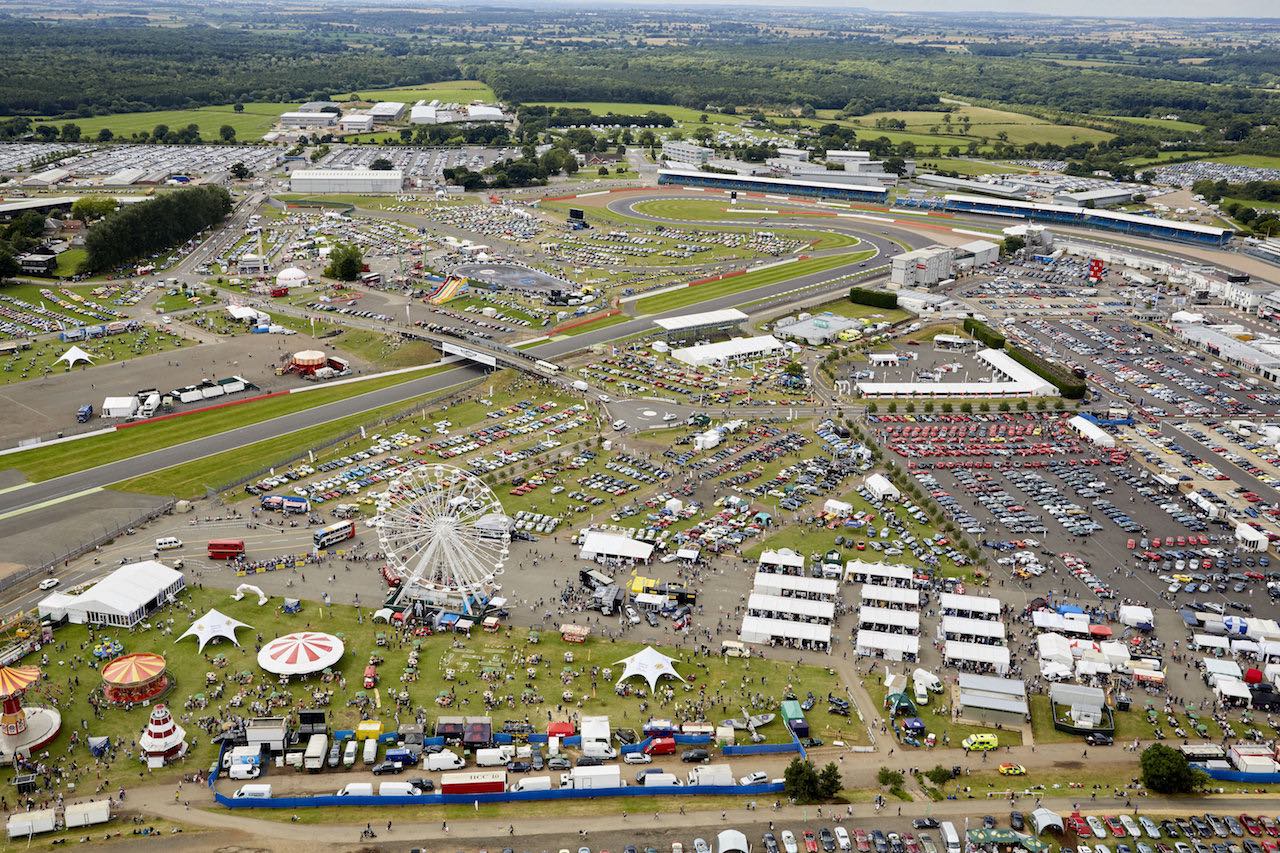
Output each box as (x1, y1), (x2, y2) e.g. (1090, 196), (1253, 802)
(614, 647), (686, 692)
(55, 345), (94, 368)
(176, 609), (252, 653)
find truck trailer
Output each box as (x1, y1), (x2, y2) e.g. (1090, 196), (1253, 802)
(303, 734), (328, 771)
(439, 770), (507, 795)
(687, 764), (735, 787)
(560, 764), (622, 790)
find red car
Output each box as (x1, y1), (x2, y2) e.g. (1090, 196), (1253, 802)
(1260, 817), (1279, 837)
(1241, 816), (1264, 837)
(855, 830), (871, 852)
(1105, 817), (1126, 837)
(804, 830), (819, 853)
(1066, 815), (1091, 837)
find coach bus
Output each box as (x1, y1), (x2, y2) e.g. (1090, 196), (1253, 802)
(313, 519), (357, 549)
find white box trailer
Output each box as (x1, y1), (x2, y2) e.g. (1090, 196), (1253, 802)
(101, 395), (138, 418)
(561, 764), (622, 790)
(303, 733), (329, 771)
(687, 764), (734, 786)
(7, 808), (57, 839)
(63, 800), (111, 829)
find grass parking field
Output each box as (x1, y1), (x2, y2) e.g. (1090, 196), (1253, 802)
(1, 327), (192, 387)
(337, 80), (496, 105)
(633, 252), (874, 315)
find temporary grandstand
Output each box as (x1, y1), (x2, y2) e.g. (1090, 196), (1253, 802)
(657, 169), (889, 204)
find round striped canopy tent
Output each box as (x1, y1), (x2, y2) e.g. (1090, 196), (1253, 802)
(257, 631), (344, 676)
(0, 666), (39, 699)
(101, 653), (167, 687)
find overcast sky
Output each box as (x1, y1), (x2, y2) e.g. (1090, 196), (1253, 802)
(575, 0), (1277, 19)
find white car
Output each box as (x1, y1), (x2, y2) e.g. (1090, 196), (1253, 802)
(597, 394), (611, 403)
(625, 606), (641, 626)
(739, 771), (769, 786)
(834, 827), (852, 852)
(781, 831), (799, 853)
(622, 752), (652, 765)
(694, 840), (710, 853)
(38, 578), (59, 591)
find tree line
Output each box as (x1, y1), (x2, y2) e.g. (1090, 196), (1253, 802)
(83, 186), (232, 273)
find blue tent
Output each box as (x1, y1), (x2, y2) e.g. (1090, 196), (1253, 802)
(1056, 604), (1085, 615)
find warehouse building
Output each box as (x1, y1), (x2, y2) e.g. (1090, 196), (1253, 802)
(856, 348), (1056, 398)
(21, 167), (70, 187)
(338, 114), (375, 133)
(280, 111), (338, 128)
(954, 239), (1000, 269)
(369, 102), (407, 122)
(298, 101), (339, 113)
(894, 288), (960, 314)
(1055, 187), (1134, 208)
(662, 141), (714, 167)
(289, 168), (404, 194)
(773, 312), (861, 345)
(890, 245), (955, 289)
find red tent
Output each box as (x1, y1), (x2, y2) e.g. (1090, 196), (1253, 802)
(1245, 668), (1264, 684)
(1089, 625), (1113, 638)
(548, 721), (575, 737)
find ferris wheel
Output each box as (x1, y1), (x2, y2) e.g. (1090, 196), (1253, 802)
(376, 464), (510, 610)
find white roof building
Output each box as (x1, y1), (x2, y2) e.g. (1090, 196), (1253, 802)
(845, 560), (913, 587)
(865, 473), (900, 502)
(751, 573), (838, 600)
(38, 560), (186, 627)
(671, 335), (785, 368)
(369, 102), (407, 121)
(940, 592), (1002, 619)
(944, 640), (1011, 675)
(740, 616), (831, 647)
(653, 309), (747, 334)
(578, 531), (653, 563)
(857, 348), (1057, 398)
(859, 584), (920, 609)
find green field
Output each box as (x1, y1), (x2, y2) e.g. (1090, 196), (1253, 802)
(861, 676), (1022, 749)
(53, 247), (87, 277)
(808, 298), (911, 325)
(2, 365), (453, 483)
(269, 314), (442, 368)
(553, 311), (632, 338)
(633, 251), (874, 315)
(1123, 150), (1213, 167)
(1209, 154), (1280, 170)
(631, 198), (808, 221)
(1225, 197), (1280, 212)
(336, 80), (496, 105)
(33, 101), (293, 142)
(529, 100), (744, 126)
(1101, 115), (1206, 133)
(914, 158), (1032, 176)
(806, 104), (1112, 152)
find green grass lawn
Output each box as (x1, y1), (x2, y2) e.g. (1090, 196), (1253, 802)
(337, 80), (496, 104)
(1224, 196), (1280, 212)
(54, 247), (87, 278)
(809, 298), (911, 325)
(529, 101), (744, 126)
(3, 365), (453, 484)
(1123, 150), (1213, 167)
(632, 198), (794, 221)
(33, 101), (292, 142)
(0, 281), (121, 324)
(633, 252), (874, 315)
(1209, 154), (1280, 169)
(268, 314), (442, 369)
(862, 677), (1022, 749)
(554, 311), (632, 337)
(0, 583), (846, 795)
(1101, 115), (1206, 133)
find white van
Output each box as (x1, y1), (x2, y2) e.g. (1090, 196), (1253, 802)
(362, 737), (378, 764)
(227, 763), (261, 780)
(377, 782), (421, 797)
(336, 782), (373, 797)
(233, 784), (272, 799)
(342, 740), (358, 767)
(426, 750), (465, 771)
(612, 419), (627, 431)
(941, 822), (961, 853)
(721, 640), (751, 658)
(154, 537), (183, 551)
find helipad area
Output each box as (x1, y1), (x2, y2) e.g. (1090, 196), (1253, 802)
(855, 348), (1056, 398)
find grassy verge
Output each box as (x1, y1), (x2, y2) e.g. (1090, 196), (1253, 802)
(3, 366), (451, 483)
(634, 252), (873, 315)
(54, 247), (87, 277)
(554, 312), (633, 338)
(269, 314), (441, 368)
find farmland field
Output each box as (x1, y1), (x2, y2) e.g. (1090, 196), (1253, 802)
(335, 80), (497, 104)
(32, 101), (294, 141)
(810, 104), (1112, 150)
(1101, 114), (1206, 133)
(527, 100), (744, 126)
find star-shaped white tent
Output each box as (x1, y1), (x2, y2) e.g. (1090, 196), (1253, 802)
(614, 646), (686, 692)
(176, 608), (252, 653)
(55, 346), (94, 367)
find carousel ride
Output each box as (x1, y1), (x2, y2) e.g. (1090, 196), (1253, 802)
(375, 464), (510, 615)
(0, 665), (61, 763)
(101, 653), (171, 706)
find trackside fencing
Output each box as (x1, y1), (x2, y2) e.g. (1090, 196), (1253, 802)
(618, 734), (712, 755)
(215, 781), (784, 810)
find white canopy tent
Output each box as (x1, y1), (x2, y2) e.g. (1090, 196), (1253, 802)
(860, 584), (920, 609)
(944, 640), (1011, 674)
(859, 606), (920, 631)
(177, 608), (251, 653)
(758, 549), (806, 573)
(747, 593), (835, 622)
(37, 560), (186, 628)
(578, 531), (653, 563)
(740, 616), (832, 647)
(752, 573), (838, 600)
(864, 473), (900, 501)
(614, 646), (685, 692)
(1037, 633), (1074, 665)
(940, 592), (1001, 619)
(942, 615), (1006, 641)
(845, 560), (913, 586)
(1215, 678), (1252, 701)
(55, 345), (94, 367)
(855, 629), (920, 660)
(1195, 633), (1230, 651)
(1031, 610), (1091, 635)
(257, 631), (345, 676)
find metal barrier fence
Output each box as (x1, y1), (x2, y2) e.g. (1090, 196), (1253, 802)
(215, 781), (784, 809)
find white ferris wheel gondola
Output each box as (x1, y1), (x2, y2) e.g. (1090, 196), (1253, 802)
(376, 464), (510, 613)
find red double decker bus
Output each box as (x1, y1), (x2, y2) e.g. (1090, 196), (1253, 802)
(207, 539), (245, 560)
